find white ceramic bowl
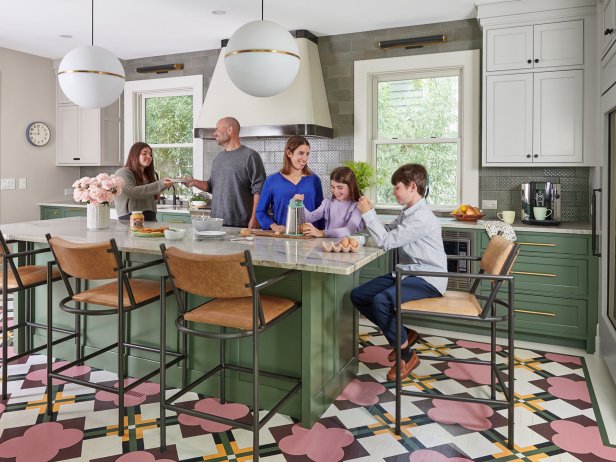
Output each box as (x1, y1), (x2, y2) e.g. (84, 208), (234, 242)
(191, 200), (207, 208)
(349, 234), (366, 246)
(192, 216), (223, 232)
(164, 228), (187, 240)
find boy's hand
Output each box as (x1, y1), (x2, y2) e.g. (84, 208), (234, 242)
(358, 196), (373, 214)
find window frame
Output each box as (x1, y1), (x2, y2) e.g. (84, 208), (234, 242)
(354, 50), (480, 211)
(124, 75), (203, 182)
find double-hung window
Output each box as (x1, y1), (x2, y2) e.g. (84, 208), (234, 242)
(355, 50), (479, 210)
(124, 75), (203, 199)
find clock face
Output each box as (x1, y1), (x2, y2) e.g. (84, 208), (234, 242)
(26, 122), (51, 146)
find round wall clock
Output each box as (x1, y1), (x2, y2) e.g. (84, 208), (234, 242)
(26, 121), (51, 146)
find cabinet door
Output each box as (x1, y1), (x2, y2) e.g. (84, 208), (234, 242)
(79, 108), (102, 165)
(534, 20), (583, 68)
(486, 26), (533, 71)
(40, 207), (62, 220)
(603, 0), (616, 56)
(485, 73), (533, 163)
(533, 70), (583, 163)
(56, 105), (79, 165)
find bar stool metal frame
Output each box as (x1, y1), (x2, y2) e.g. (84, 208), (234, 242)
(45, 234), (183, 436)
(159, 245), (302, 461)
(0, 231), (75, 400)
(393, 235), (519, 449)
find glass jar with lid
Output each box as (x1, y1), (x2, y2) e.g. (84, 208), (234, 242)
(130, 211), (144, 231)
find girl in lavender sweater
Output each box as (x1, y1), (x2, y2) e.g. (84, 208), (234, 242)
(296, 166), (365, 238)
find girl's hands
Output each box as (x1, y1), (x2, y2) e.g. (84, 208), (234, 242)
(271, 224), (286, 233)
(358, 196), (373, 214)
(301, 223), (324, 238)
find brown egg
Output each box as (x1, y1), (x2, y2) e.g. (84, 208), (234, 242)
(332, 243), (342, 252)
(349, 238), (359, 248)
(341, 244), (351, 252)
(240, 228), (252, 237)
(340, 237), (350, 247)
(322, 241), (333, 252)
(300, 223), (311, 233)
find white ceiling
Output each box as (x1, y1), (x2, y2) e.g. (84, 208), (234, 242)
(0, 0), (479, 60)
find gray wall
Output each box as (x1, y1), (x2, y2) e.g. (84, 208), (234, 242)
(82, 18), (590, 221)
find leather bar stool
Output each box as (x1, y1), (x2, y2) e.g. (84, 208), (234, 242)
(159, 245), (301, 461)
(0, 230), (71, 400)
(392, 234), (520, 449)
(45, 234), (183, 436)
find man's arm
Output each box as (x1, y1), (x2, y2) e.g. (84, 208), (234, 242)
(183, 178), (209, 192)
(248, 193), (261, 229)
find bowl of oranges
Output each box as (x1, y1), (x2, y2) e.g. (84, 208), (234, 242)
(451, 204), (485, 221)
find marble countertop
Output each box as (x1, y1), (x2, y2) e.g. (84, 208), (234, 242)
(1, 217), (383, 276)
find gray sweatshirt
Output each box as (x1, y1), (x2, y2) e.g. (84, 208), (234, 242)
(113, 167), (166, 218)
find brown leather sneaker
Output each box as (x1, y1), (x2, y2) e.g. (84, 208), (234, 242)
(388, 329), (420, 362)
(386, 350), (420, 382)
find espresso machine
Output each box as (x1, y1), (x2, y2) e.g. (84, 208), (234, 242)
(521, 182), (561, 225)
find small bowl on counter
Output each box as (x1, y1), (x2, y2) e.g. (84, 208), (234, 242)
(164, 228), (187, 240)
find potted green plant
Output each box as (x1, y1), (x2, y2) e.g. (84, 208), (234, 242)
(343, 161), (377, 195)
(190, 193), (209, 209)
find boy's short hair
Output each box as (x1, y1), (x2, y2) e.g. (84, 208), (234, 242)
(391, 163), (428, 197)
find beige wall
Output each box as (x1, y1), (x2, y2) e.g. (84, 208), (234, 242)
(0, 47), (79, 224)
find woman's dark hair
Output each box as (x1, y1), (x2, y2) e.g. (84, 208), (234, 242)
(330, 166), (361, 201)
(391, 163), (428, 197)
(281, 136), (312, 175)
(125, 142), (157, 185)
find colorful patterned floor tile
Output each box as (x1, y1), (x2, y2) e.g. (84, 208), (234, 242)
(0, 328), (615, 461)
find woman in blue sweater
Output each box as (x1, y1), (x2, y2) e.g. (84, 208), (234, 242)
(256, 136), (323, 232)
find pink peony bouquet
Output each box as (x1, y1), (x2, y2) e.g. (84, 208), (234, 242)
(72, 173), (124, 205)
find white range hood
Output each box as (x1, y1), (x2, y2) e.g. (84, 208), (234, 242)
(194, 31), (333, 139)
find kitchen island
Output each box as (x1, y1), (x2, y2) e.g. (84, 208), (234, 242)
(1, 217), (384, 427)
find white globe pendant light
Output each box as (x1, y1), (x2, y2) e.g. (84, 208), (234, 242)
(225, 4), (300, 98)
(57, 0), (125, 109)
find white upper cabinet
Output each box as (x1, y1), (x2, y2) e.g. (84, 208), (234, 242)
(603, 0), (616, 57)
(486, 20), (584, 71)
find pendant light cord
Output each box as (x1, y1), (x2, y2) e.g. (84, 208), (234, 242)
(261, 0), (264, 20)
(91, 0), (94, 46)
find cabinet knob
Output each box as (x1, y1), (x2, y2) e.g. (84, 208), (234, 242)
(606, 28), (614, 35)
(533, 154), (539, 158)
(534, 58), (539, 63)
(526, 154), (531, 158)
(527, 59), (532, 64)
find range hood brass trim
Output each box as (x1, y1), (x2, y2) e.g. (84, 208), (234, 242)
(195, 124), (333, 139)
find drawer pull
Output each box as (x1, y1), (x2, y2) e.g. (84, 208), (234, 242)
(168, 220), (186, 223)
(515, 309), (556, 317)
(518, 242), (557, 247)
(511, 270), (556, 277)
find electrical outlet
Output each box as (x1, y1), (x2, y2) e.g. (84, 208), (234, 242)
(19, 178), (27, 189)
(0, 178), (15, 190)
(482, 199), (498, 210)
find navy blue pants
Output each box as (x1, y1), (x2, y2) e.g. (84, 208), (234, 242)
(351, 275), (441, 346)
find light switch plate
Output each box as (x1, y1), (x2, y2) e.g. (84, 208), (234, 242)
(19, 178), (26, 189)
(64, 188), (73, 196)
(0, 178), (15, 190)
(482, 199), (497, 210)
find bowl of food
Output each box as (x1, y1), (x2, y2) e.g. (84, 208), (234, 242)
(451, 204), (485, 222)
(164, 228), (187, 240)
(192, 216), (223, 232)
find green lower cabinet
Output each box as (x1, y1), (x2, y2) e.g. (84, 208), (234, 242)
(157, 212), (191, 224)
(358, 251), (391, 285)
(40, 206), (86, 220)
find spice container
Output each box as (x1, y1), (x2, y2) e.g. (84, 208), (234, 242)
(130, 211), (144, 231)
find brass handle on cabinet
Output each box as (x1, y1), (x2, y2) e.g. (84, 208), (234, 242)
(518, 242), (557, 247)
(515, 309), (556, 317)
(168, 220), (185, 223)
(511, 270), (556, 277)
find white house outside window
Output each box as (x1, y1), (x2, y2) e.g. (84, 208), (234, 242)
(354, 50), (480, 211)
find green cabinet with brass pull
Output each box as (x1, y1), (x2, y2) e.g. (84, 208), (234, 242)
(40, 205), (86, 220)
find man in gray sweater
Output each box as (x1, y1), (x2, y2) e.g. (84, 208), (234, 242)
(186, 117), (266, 228)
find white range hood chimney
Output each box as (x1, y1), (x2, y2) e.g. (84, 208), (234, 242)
(194, 31), (333, 139)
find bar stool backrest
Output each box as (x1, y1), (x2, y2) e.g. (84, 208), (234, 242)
(47, 236), (119, 280)
(0, 231), (19, 283)
(480, 235), (518, 276)
(163, 247), (253, 299)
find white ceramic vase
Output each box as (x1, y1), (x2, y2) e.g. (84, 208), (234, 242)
(86, 204), (110, 230)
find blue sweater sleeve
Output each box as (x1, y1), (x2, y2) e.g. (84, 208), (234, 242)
(256, 176), (276, 230)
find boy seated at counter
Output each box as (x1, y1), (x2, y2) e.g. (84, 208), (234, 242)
(350, 163), (448, 381)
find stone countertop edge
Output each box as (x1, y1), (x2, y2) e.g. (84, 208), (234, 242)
(38, 201), (194, 213)
(1, 217), (384, 276)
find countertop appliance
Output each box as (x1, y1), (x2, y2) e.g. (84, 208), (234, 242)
(521, 181), (561, 226)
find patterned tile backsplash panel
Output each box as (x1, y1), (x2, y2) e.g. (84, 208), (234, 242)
(480, 167), (590, 222)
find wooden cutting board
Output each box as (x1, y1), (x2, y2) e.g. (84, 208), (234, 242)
(241, 228), (313, 239)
